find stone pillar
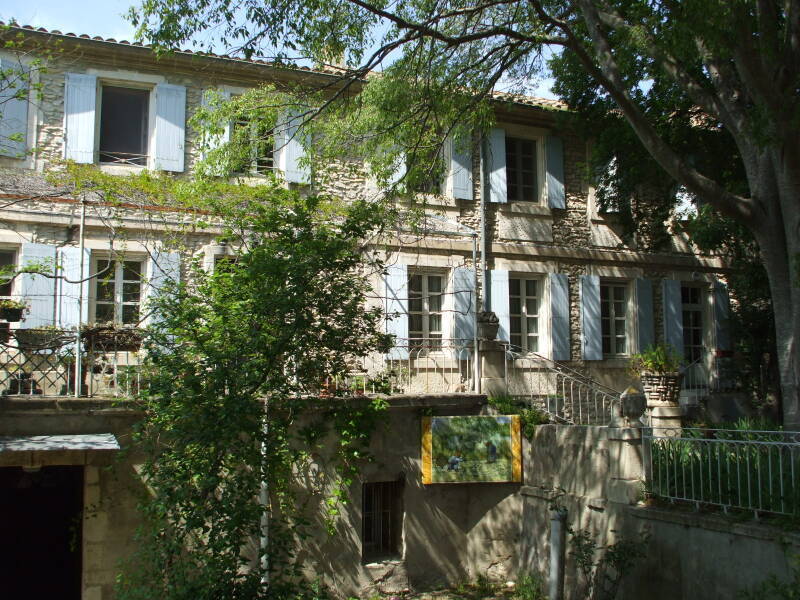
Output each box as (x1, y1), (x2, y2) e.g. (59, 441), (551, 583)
(479, 339), (507, 397)
(649, 405), (683, 438)
(605, 426), (644, 505)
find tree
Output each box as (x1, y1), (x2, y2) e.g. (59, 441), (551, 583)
(132, 0), (800, 427)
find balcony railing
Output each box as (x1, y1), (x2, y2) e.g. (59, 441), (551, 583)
(0, 327), (144, 398)
(644, 427), (800, 517)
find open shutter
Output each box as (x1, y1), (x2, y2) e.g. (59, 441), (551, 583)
(63, 73), (97, 163)
(580, 275), (602, 360)
(452, 267), (475, 343)
(146, 250), (181, 325)
(445, 134), (473, 200)
(274, 110), (310, 184)
(487, 128), (507, 203)
(636, 278), (655, 352)
(384, 264), (409, 359)
(57, 246), (90, 329)
(490, 269), (510, 342)
(200, 89), (231, 151)
(387, 151), (406, 188)
(713, 281), (731, 352)
(0, 58), (29, 158)
(19, 243), (57, 328)
(546, 136), (565, 209)
(662, 279), (683, 357)
(153, 83), (186, 172)
(550, 273), (570, 361)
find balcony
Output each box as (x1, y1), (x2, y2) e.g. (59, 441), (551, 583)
(0, 327), (144, 398)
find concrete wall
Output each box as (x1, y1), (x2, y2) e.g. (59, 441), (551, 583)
(521, 424), (800, 600)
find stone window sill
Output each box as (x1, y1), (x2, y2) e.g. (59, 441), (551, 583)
(499, 202), (552, 217)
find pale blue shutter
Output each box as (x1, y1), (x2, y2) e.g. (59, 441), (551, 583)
(274, 110), (310, 184)
(57, 246), (90, 329)
(452, 267), (475, 342)
(63, 73), (97, 163)
(635, 278), (655, 352)
(146, 250), (181, 325)
(446, 134), (473, 200)
(662, 279), (683, 357)
(200, 89), (231, 151)
(580, 275), (602, 360)
(387, 151), (406, 188)
(546, 136), (565, 209)
(713, 281), (731, 352)
(153, 83), (186, 172)
(490, 269), (510, 342)
(19, 243), (57, 328)
(0, 59), (29, 157)
(550, 273), (570, 361)
(384, 264), (408, 359)
(487, 128), (507, 203)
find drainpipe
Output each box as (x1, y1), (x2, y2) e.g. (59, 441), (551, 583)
(472, 233), (479, 393)
(75, 199), (86, 398)
(260, 399), (270, 588)
(479, 136), (489, 313)
(549, 507), (567, 600)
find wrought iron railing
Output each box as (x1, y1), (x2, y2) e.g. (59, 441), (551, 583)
(0, 327), (144, 398)
(506, 349), (621, 425)
(644, 427), (800, 517)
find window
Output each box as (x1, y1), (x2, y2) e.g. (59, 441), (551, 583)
(408, 272), (444, 349)
(231, 114), (274, 175)
(600, 282), (628, 356)
(682, 285), (704, 363)
(506, 136), (538, 202)
(362, 480), (402, 562)
(93, 259), (143, 325)
(510, 277), (540, 353)
(99, 86), (150, 166)
(0, 249), (15, 297)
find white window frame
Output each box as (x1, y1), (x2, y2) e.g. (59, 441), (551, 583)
(509, 275), (542, 354)
(600, 279), (632, 357)
(90, 255), (145, 326)
(408, 270), (446, 350)
(0, 247), (17, 298)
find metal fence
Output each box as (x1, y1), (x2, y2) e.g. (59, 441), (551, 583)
(506, 349), (621, 425)
(345, 338), (474, 395)
(0, 327), (144, 398)
(644, 427), (800, 517)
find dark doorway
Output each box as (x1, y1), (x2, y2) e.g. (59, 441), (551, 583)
(0, 466), (84, 599)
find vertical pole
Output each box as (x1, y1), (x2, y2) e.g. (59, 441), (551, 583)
(479, 136), (489, 313)
(75, 199), (86, 398)
(472, 234), (480, 393)
(549, 507), (567, 600)
(260, 399), (269, 587)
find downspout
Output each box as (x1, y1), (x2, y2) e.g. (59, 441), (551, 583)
(75, 199), (86, 398)
(260, 399), (270, 588)
(479, 136), (489, 312)
(472, 233), (479, 393)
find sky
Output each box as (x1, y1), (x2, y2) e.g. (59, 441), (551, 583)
(2, 0), (557, 99)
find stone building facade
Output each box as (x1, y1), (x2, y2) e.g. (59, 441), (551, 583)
(0, 23), (735, 599)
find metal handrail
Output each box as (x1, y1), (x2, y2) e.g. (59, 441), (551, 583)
(506, 346), (623, 396)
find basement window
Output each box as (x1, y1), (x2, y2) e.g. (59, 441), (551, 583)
(99, 86), (150, 166)
(362, 480), (403, 562)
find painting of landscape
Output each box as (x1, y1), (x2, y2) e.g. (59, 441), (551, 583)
(421, 415), (522, 484)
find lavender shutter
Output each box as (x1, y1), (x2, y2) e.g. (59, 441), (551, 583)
(662, 279), (684, 358)
(580, 275), (602, 360)
(446, 134), (473, 200)
(153, 83), (186, 172)
(452, 267), (475, 342)
(145, 250), (181, 325)
(490, 270), (510, 342)
(384, 264), (409, 359)
(57, 246), (90, 329)
(274, 110), (310, 184)
(546, 136), (565, 209)
(19, 243), (57, 328)
(487, 128), (507, 203)
(636, 278), (655, 352)
(550, 273), (570, 361)
(0, 58), (29, 157)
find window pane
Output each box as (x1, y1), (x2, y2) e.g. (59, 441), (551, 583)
(510, 297), (521, 315)
(123, 282), (141, 303)
(526, 317), (538, 334)
(509, 278), (520, 296)
(123, 261), (142, 280)
(99, 87), (149, 165)
(510, 316), (521, 334)
(409, 314), (423, 334)
(525, 298), (538, 315)
(427, 276), (441, 293)
(95, 303), (114, 323)
(525, 279), (537, 297)
(122, 304), (139, 325)
(97, 280), (114, 301)
(428, 293), (442, 313)
(409, 275), (422, 293)
(428, 314), (441, 333)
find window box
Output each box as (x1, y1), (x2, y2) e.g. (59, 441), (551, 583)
(14, 328), (74, 352)
(81, 325), (143, 352)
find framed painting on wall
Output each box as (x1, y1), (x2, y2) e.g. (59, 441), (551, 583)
(421, 415), (522, 484)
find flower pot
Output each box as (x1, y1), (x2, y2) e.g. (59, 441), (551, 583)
(477, 311), (500, 341)
(14, 328), (73, 352)
(640, 372), (683, 407)
(0, 307), (24, 322)
(81, 327), (143, 352)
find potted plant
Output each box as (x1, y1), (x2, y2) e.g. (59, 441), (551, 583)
(0, 299), (28, 322)
(630, 344), (683, 407)
(81, 323), (143, 352)
(14, 325), (75, 352)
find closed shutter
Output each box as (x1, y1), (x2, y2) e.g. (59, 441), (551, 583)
(445, 134), (473, 200)
(550, 273), (570, 361)
(57, 246), (90, 329)
(580, 275), (602, 360)
(19, 243), (57, 329)
(200, 89), (231, 153)
(490, 269), (510, 342)
(145, 250), (181, 325)
(546, 136), (565, 209)
(452, 267), (475, 342)
(0, 58), (29, 158)
(635, 278), (655, 352)
(274, 110), (310, 184)
(487, 128), (507, 203)
(713, 281), (731, 352)
(153, 83), (186, 172)
(662, 279), (683, 357)
(63, 73), (97, 163)
(384, 264), (409, 359)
